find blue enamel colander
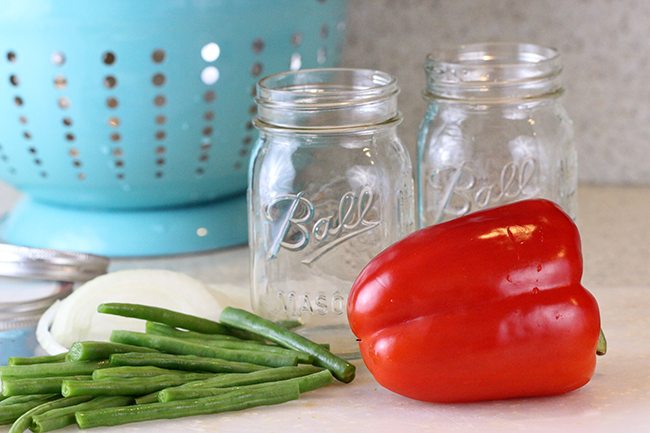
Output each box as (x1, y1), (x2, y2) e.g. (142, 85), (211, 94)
(0, 0), (347, 256)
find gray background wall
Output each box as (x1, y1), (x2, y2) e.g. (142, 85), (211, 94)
(343, 0), (648, 185)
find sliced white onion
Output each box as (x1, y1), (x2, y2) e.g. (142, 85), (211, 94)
(49, 269), (224, 349)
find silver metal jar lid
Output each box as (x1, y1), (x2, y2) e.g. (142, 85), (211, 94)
(0, 244), (109, 283)
(0, 280), (73, 331)
(0, 244), (108, 331)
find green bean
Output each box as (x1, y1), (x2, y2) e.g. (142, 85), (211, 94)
(0, 360), (109, 379)
(158, 365), (322, 402)
(75, 382), (300, 429)
(133, 393), (159, 405)
(110, 331), (298, 368)
(93, 366), (207, 380)
(7, 395), (92, 433)
(274, 319), (303, 330)
(0, 395), (58, 425)
(0, 395), (56, 407)
(159, 370), (333, 402)
(7, 353), (67, 366)
(145, 322), (244, 342)
(109, 352), (267, 374)
(184, 337), (314, 364)
(31, 396), (133, 433)
(219, 307), (356, 383)
(66, 341), (157, 362)
(2, 376), (91, 396)
(61, 373), (212, 397)
(98, 303), (230, 334)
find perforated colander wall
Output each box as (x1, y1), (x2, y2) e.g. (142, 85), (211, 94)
(0, 0), (346, 210)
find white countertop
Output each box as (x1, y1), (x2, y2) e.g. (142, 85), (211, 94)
(1, 184), (649, 432)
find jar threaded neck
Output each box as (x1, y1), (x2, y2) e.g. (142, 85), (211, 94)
(255, 68), (400, 130)
(424, 42), (563, 102)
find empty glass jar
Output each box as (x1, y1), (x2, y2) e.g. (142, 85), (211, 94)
(249, 68), (414, 355)
(417, 43), (577, 227)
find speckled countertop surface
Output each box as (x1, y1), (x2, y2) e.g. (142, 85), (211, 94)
(1, 184), (649, 432)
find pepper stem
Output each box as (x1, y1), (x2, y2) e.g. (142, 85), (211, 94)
(596, 329), (607, 356)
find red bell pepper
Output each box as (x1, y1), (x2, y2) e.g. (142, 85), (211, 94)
(347, 199), (604, 403)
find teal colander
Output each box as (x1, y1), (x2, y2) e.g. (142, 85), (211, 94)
(0, 0), (347, 256)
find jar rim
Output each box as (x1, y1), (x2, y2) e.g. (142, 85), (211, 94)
(424, 42), (563, 101)
(255, 68), (400, 129)
(426, 42), (560, 70)
(257, 68), (397, 103)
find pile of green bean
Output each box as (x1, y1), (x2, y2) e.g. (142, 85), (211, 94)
(0, 304), (355, 431)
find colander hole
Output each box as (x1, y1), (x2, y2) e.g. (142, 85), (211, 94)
(201, 67), (219, 85)
(104, 76), (117, 88)
(54, 76), (67, 88)
(321, 24), (330, 38)
(245, 121), (254, 130)
(112, 148), (123, 157)
(248, 104), (257, 115)
(199, 154), (209, 162)
(250, 85), (257, 97)
(242, 136), (253, 145)
(152, 73), (165, 86)
(73, 160), (82, 167)
(201, 43), (221, 62)
(28, 147), (36, 154)
(63, 117), (73, 127)
(152, 49), (165, 63)
(239, 149), (248, 157)
(155, 171), (163, 178)
(116, 173), (124, 180)
(110, 133), (121, 142)
(19, 116), (28, 124)
(14, 96), (23, 106)
(252, 38), (265, 53)
(108, 117), (120, 127)
(58, 97), (70, 109)
(78, 173), (86, 180)
(156, 146), (166, 154)
(9, 75), (19, 86)
(203, 111), (214, 121)
(154, 95), (166, 106)
(292, 33), (303, 47)
(317, 47), (327, 64)
(251, 62), (263, 77)
(65, 133), (75, 141)
(203, 91), (215, 103)
(39, 171), (47, 178)
(115, 160), (124, 168)
(290, 53), (302, 71)
(6, 51), (16, 63)
(155, 115), (167, 125)
(102, 51), (116, 65)
(156, 158), (165, 166)
(107, 97), (118, 108)
(202, 127), (213, 137)
(234, 162), (242, 170)
(34, 158), (42, 165)
(196, 168), (205, 175)
(23, 131), (31, 140)
(69, 148), (79, 157)
(201, 143), (211, 150)
(155, 131), (166, 140)
(51, 52), (65, 66)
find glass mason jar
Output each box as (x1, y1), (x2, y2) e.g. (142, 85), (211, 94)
(417, 43), (577, 227)
(249, 68), (414, 355)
